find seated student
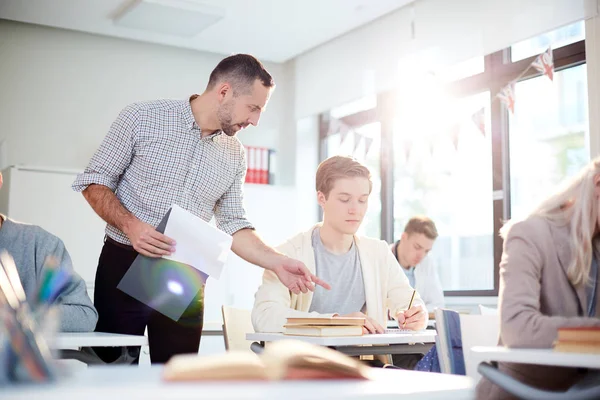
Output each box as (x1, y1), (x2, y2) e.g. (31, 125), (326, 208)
(391, 216), (444, 310)
(477, 157), (600, 399)
(0, 172), (98, 332)
(252, 155), (427, 335)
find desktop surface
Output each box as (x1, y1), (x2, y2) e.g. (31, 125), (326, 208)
(1, 365), (474, 400)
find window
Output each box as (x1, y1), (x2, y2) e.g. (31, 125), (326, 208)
(509, 64), (589, 219)
(511, 21), (585, 62)
(319, 21), (588, 296)
(393, 91), (494, 291)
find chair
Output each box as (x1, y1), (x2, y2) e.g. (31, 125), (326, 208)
(221, 306), (261, 353)
(434, 308), (466, 375)
(459, 314), (499, 382)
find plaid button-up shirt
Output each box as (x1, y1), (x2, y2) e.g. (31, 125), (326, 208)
(72, 97), (253, 245)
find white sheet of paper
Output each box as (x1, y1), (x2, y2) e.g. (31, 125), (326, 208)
(162, 204), (232, 280)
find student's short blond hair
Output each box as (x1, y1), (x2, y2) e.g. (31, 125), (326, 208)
(316, 156), (372, 198)
(404, 216), (438, 240)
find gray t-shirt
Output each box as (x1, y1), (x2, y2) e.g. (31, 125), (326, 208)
(308, 228), (366, 315)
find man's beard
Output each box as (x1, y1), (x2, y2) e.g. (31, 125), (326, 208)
(217, 101), (238, 137)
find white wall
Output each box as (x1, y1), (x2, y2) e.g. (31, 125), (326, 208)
(294, 0), (599, 118)
(0, 20), (297, 185)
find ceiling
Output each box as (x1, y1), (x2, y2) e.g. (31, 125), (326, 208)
(0, 0), (415, 63)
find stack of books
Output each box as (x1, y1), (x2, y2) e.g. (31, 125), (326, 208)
(283, 316), (365, 337)
(553, 327), (600, 354)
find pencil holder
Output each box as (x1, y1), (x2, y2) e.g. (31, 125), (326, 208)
(0, 305), (59, 385)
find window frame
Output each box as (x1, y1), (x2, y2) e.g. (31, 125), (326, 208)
(318, 39), (586, 296)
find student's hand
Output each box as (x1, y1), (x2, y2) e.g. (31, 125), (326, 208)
(124, 219), (176, 258)
(396, 305), (426, 331)
(273, 257), (331, 295)
(340, 312), (384, 334)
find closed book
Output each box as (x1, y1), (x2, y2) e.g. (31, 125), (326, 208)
(163, 340), (370, 381)
(553, 341), (600, 354)
(286, 317), (365, 326)
(284, 325), (363, 337)
(557, 327), (600, 343)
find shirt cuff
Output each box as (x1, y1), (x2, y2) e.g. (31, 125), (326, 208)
(72, 172), (118, 192)
(217, 219), (255, 236)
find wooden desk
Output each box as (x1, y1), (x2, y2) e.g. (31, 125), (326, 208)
(0, 365), (474, 400)
(246, 331), (436, 356)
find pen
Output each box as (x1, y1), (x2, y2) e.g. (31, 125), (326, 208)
(402, 289), (416, 328)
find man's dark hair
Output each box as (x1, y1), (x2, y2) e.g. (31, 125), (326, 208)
(206, 54), (274, 95)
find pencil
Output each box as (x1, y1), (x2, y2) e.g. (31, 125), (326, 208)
(402, 289), (416, 328)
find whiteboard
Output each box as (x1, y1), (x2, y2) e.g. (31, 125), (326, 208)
(0, 166), (311, 327)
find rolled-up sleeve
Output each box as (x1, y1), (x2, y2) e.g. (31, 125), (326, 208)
(72, 105), (138, 193)
(214, 146), (254, 235)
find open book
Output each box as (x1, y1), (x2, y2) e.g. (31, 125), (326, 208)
(163, 340), (371, 381)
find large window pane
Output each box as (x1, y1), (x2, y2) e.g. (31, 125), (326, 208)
(511, 21), (584, 62)
(393, 91), (494, 291)
(509, 64), (589, 219)
(326, 122), (382, 238)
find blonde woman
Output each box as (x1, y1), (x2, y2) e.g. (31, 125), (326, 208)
(477, 157), (600, 399)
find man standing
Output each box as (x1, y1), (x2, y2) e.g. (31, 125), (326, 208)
(391, 216), (444, 310)
(72, 54), (329, 363)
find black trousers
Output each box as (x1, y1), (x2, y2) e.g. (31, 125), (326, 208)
(93, 238), (204, 364)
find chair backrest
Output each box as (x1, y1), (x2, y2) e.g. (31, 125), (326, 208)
(434, 308), (466, 375)
(459, 314), (500, 382)
(478, 304), (499, 316)
(221, 306), (255, 351)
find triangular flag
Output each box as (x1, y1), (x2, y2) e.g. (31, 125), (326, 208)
(497, 83), (516, 114)
(352, 130), (362, 155)
(340, 123), (351, 144)
(364, 137), (374, 158)
(531, 46), (554, 81)
(471, 108), (486, 136)
(449, 123), (461, 150)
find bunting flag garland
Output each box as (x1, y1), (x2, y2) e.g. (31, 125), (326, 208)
(531, 46), (554, 81)
(471, 107), (486, 136)
(496, 83), (516, 114)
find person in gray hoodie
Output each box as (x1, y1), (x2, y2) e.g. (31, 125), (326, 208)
(0, 172), (97, 332)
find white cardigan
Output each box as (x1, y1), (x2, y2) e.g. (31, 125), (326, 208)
(252, 225), (428, 333)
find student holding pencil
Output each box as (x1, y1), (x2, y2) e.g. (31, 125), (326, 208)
(252, 156), (427, 336)
(0, 172), (97, 332)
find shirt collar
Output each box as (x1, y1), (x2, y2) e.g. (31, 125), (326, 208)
(184, 95), (200, 131)
(185, 94), (223, 140)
